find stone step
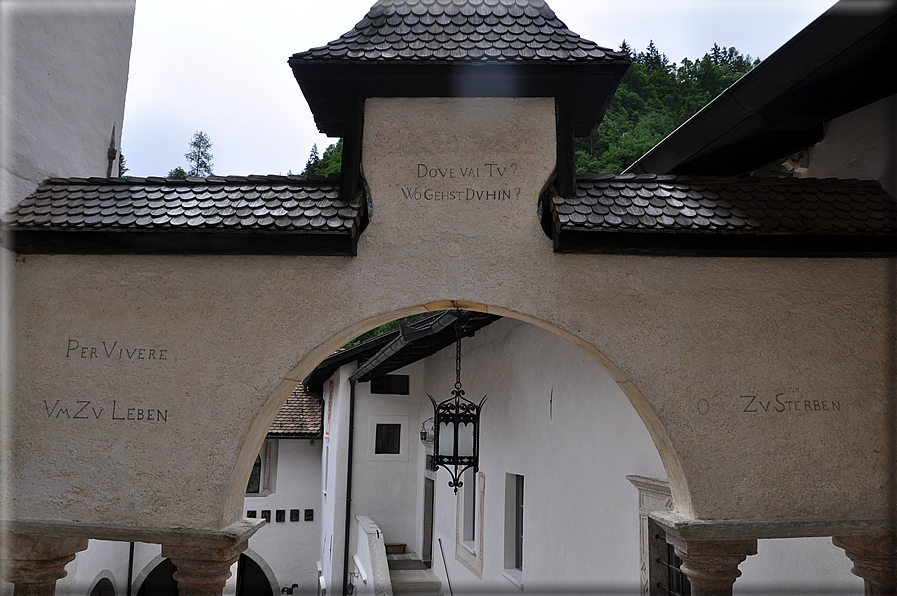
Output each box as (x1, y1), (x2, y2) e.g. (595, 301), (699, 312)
(388, 553), (442, 596)
(390, 569), (443, 595)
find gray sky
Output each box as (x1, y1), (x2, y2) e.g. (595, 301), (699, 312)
(120, 0), (837, 178)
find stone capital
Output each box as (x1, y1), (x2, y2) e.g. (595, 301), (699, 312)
(0, 532), (89, 596)
(665, 535), (758, 596)
(162, 541), (247, 596)
(833, 534), (897, 595)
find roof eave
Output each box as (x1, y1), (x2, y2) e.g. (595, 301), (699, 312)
(625, 0), (897, 176)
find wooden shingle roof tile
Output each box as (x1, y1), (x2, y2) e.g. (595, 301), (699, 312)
(290, 0), (622, 65)
(548, 175), (897, 256)
(1, 174), (368, 255)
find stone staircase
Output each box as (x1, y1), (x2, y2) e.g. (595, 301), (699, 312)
(387, 553), (443, 596)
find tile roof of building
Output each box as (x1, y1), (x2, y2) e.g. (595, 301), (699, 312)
(548, 174), (897, 255)
(268, 385), (323, 438)
(290, 0), (623, 64)
(1, 175), (368, 255)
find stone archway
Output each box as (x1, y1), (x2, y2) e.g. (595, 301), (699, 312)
(4, 94), (893, 596)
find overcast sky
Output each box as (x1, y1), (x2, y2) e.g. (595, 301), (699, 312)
(120, 0), (837, 178)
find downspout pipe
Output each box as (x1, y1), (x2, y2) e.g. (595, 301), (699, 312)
(341, 309), (460, 591)
(341, 377), (357, 595)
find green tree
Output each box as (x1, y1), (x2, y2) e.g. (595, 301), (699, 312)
(168, 166), (188, 177)
(185, 131), (213, 177)
(303, 139), (343, 176)
(302, 144), (321, 175)
(574, 41), (759, 173)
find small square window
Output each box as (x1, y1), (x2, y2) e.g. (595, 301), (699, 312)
(261, 510), (271, 522)
(276, 509), (285, 523)
(375, 423), (402, 454)
(305, 509), (315, 522)
(246, 510), (257, 519)
(290, 509), (301, 522)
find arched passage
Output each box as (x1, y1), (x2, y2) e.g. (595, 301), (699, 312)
(227, 301), (691, 528)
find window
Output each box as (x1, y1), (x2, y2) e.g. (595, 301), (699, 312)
(368, 415), (409, 462)
(370, 374), (410, 395)
(656, 529), (691, 596)
(246, 440), (275, 495)
(461, 468), (476, 543)
(503, 473), (524, 587)
(455, 470), (484, 577)
(375, 423), (402, 454)
(246, 455), (262, 494)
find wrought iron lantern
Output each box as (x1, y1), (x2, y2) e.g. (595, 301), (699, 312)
(428, 313), (486, 494)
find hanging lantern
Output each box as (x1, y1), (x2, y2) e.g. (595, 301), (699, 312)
(428, 313), (486, 494)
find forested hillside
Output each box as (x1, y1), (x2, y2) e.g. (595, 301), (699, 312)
(302, 42), (759, 177)
(577, 41), (758, 173)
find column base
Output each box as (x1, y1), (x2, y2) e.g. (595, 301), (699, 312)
(833, 534), (897, 596)
(162, 541), (247, 596)
(665, 535), (757, 596)
(0, 533), (89, 596)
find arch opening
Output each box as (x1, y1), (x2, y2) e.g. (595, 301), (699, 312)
(227, 300), (692, 528)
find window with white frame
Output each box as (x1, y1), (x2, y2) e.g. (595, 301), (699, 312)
(455, 469), (484, 577)
(503, 473), (524, 586)
(368, 415), (409, 462)
(246, 439), (275, 495)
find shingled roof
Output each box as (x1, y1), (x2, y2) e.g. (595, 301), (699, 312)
(288, 0), (629, 142)
(546, 175), (897, 256)
(268, 385), (323, 438)
(1, 175), (368, 255)
(290, 0), (623, 64)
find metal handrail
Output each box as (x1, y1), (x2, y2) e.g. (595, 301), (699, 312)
(438, 538), (454, 596)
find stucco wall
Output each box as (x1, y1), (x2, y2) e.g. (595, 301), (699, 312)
(5, 98), (894, 544)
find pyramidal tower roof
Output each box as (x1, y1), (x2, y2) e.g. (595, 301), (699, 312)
(290, 0), (625, 64)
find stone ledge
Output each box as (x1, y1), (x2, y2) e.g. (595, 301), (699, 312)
(0, 518), (264, 547)
(649, 512), (892, 541)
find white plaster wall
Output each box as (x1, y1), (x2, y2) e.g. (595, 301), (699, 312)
(351, 360), (425, 552)
(799, 93), (897, 196)
(242, 438), (322, 592)
(0, 0), (135, 214)
(319, 366), (353, 594)
(424, 318), (666, 591)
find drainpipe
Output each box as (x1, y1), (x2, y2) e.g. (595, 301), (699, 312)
(339, 309), (461, 591)
(126, 542), (134, 596)
(341, 378), (357, 595)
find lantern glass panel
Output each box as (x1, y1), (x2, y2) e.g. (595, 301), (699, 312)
(458, 421), (475, 458)
(439, 421), (455, 457)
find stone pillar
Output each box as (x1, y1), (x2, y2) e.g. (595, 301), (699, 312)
(665, 535), (757, 596)
(162, 541), (247, 596)
(0, 533), (88, 596)
(833, 534), (897, 595)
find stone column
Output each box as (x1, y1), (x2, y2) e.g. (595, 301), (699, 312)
(162, 541), (247, 596)
(0, 533), (88, 596)
(665, 535), (757, 596)
(833, 534), (897, 595)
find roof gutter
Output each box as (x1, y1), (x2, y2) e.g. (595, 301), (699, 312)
(349, 311), (459, 383)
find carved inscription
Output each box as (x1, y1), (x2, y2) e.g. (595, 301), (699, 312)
(43, 399), (169, 422)
(403, 162), (521, 201)
(741, 393), (842, 414)
(65, 339), (168, 361)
